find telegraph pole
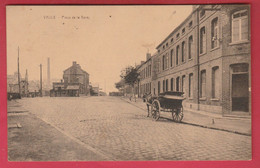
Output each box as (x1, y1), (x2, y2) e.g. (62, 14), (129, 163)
(40, 64), (42, 97)
(17, 47), (21, 98)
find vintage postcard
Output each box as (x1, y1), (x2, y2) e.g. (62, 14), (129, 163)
(6, 5), (251, 161)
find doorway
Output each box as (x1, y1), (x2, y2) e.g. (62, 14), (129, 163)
(231, 64), (249, 112)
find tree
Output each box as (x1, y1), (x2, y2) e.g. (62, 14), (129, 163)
(124, 67), (139, 87)
(115, 79), (125, 92)
(120, 66), (139, 101)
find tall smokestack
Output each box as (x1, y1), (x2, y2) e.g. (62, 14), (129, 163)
(25, 69), (28, 82)
(47, 57), (50, 88)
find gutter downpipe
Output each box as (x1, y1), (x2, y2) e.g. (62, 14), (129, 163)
(197, 7), (200, 111)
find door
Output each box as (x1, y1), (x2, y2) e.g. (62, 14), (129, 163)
(232, 73), (249, 112)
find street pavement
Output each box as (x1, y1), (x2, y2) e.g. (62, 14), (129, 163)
(8, 96), (251, 161)
(121, 97), (251, 136)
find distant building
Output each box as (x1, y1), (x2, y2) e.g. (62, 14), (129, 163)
(63, 61), (90, 95)
(134, 53), (153, 98)
(7, 72), (29, 98)
(50, 61), (90, 97)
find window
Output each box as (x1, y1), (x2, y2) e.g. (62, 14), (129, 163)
(171, 38), (174, 43)
(170, 78), (174, 91)
(163, 80), (165, 93)
(158, 81), (161, 94)
(200, 70), (206, 98)
(181, 75), (185, 93)
(182, 41), (186, 62)
(176, 77), (180, 91)
(166, 43), (168, 47)
(182, 28), (186, 34)
(166, 79), (168, 91)
(211, 17), (219, 49)
(189, 21), (193, 28)
(176, 33), (180, 39)
(176, 45), (180, 65)
(188, 36), (193, 59)
(165, 54), (169, 69)
(212, 67), (220, 98)
(189, 73), (193, 98)
(232, 10), (249, 43)
(200, 9), (205, 18)
(200, 27), (206, 54)
(149, 65), (151, 77)
(158, 49), (160, 53)
(162, 55), (165, 70)
(170, 49), (174, 67)
(163, 45), (165, 50)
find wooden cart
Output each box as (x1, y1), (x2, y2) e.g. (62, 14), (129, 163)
(146, 91), (185, 122)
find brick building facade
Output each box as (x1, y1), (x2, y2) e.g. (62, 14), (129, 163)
(149, 4), (250, 116)
(63, 61), (90, 95)
(135, 53), (153, 98)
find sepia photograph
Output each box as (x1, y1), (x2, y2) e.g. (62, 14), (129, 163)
(6, 4), (251, 161)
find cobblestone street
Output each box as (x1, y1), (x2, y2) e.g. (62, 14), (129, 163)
(11, 96), (251, 161)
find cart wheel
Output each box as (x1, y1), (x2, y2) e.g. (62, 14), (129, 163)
(152, 100), (160, 121)
(172, 106), (183, 122)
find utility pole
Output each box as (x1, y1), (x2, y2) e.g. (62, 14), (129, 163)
(17, 46), (21, 98)
(40, 64), (42, 97)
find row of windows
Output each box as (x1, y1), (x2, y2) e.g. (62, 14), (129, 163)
(140, 64), (152, 79)
(159, 20), (193, 53)
(140, 82), (151, 94)
(156, 66), (220, 99)
(160, 9), (249, 61)
(199, 10), (248, 55)
(159, 35), (194, 71)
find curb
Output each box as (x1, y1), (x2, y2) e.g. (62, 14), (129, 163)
(120, 97), (251, 136)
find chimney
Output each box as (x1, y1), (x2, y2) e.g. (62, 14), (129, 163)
(146, 53), (151, 61)
(73, 61), (77, 66)
(141, 61), (145, 65)
(25, 69), (28, 82)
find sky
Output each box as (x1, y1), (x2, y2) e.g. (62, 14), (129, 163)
(7, 5), (192, 93)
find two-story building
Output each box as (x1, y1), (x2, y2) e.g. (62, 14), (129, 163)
(63, 61), (90, 95)
(135, 53), (153, 98)
(152, 4), (250, 116)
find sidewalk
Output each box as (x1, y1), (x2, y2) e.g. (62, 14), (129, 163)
(120, 97), (251, 136)
(7, 100), (110, 161)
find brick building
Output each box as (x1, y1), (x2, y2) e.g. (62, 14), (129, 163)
(135, 53), (153, 98)
(63, 61), (90, 95)
(150, 4), (250, 116)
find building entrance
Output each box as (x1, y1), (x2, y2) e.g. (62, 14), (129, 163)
(231, 64), (249, 112)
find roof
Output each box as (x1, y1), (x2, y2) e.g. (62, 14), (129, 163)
(135, 52), (157, 71)
(156, 9), (196, 49)
(63, 64), (89, 75)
